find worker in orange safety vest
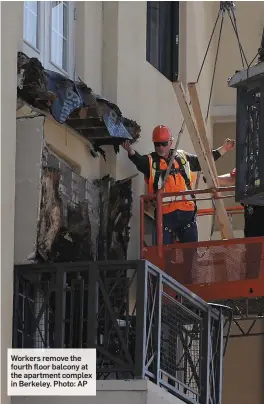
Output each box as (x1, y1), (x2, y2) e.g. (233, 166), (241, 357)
(122, 125), (235, 244)
(218, 168), (264, 238)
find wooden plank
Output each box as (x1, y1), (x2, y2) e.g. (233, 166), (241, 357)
(172, 82), (217, 186)
(173, 82), (234, 239)
(187, 83), (218, 180)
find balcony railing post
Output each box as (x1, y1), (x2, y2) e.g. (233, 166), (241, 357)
(87, 263), (98, 348)
(134, 261), (147, 378)
(54, 268), (66, 348)
(214, 309), (224, 404)
(153, 272), (162, 385)
(200, 309), (211, 404)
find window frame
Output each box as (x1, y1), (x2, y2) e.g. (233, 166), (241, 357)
(23, 1), (44, 60)
(23, 1), (76, 79)
(146, 1), (179, 82)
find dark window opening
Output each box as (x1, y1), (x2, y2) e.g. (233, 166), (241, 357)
(146, 1), (179, 82)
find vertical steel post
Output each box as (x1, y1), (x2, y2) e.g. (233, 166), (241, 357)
(134, 261), (147, 378)
(87, 263), (98, 348)
(156, 190), (163, 258)
(54, 267), (66, 348)
(200, 310), (211, 404)
(154, 271), (162, 384)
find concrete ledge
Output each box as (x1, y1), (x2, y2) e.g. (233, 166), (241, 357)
(228, 61), (264, 88)
(96, 379), (149, 391)
(12, 380), (184, 404)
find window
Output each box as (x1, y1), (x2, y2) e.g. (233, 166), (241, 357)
(23, 1), (39, 50)
(23, 1), (75, 78)
(50, 1), (69, 72)
(146, 1), (179, 82)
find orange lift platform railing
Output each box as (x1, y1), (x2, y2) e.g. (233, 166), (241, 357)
(140, 187), (264, 337)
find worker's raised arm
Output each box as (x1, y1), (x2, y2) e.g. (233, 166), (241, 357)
(218, 167), (236, 186)
(184, 138), (235, 172)
(121, 140), (150, 178)
(218, 173), (235, 186)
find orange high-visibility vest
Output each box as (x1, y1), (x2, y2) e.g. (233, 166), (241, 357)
(145, 151), (196, 214)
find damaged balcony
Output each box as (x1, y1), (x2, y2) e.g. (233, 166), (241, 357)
(17, 52), (141, 159)
(13, 260), (231, 404)
(14, 133), (134, 264)
(15, 52), (138, 266)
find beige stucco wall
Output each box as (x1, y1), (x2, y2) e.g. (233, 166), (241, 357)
(1, 3), (24, 404)
(186, 1), (216, 122)
(14, 117), (45, 264)
(223, 332), (264, 404)
(213, 1), (264, 108)
(75, 1), (103, 95)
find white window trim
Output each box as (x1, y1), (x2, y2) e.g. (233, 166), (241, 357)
(23, 1), (45, 61)
(23, 1), (76, 79)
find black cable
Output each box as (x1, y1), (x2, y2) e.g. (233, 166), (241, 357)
(206, 11), (224, 120)
(231, 7), (249, 67)
(196, 9), (222, 83)
(177, 2), (249, 141)
(228, 8), (249, 68)
(248, 52), (259, 68)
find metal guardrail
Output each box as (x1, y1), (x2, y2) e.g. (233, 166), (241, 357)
(13, 260), (230, 404)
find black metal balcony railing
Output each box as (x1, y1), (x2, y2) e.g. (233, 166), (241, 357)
(13, 260), (231, 404)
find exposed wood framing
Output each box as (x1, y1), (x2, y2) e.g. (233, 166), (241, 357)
(16, 99), (100, 156)
(173, 82), (234, 239)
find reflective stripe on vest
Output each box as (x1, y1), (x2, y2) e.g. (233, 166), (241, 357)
(163, 194), (193, 203)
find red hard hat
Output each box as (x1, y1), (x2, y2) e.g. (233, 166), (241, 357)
(152, 125), (173, 142)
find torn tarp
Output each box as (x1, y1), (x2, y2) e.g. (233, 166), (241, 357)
(44, 70), (84, 124)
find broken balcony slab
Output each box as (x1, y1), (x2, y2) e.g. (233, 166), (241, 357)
(16, 51), (141, 156)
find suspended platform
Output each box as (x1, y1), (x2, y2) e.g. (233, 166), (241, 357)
(140, 188), (264, 336)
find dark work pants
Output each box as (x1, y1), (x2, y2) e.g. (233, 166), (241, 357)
(153, 209), (198, 245)
(153, 209), (198, 284)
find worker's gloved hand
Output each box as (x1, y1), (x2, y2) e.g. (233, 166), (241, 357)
(121, 140), (135, 156)
(223, 138), (235, 152)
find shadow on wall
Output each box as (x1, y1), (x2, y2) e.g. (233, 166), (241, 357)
(35, 147), (133, 264)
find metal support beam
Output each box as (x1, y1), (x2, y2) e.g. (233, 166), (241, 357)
(173, 82), (234, 239)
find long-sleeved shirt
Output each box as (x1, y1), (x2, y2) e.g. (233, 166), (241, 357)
(128, 149), (221, 179)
